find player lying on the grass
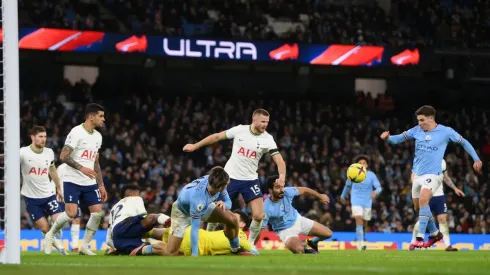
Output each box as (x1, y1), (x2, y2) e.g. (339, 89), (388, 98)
(410, 159), (463, 251)
(21, 126), (67, 255)
(164, 166), (253, 256)
(261, 175), (333, 254)
(159, 210), (259, 256)
(106, 184), (171, 256)
(340, 155), (382, 251)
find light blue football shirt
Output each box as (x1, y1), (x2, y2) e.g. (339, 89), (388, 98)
(262, 187), (300, 232)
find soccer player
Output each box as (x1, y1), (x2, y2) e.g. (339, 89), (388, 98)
(340, 155), (382, 250)
(380, 105), (481, 248)
(52, 163), (83, 252)
(410, 159), (463, 251)
(21, 126), (67, 255)
(158, 210), (257, 256)
(261, 175), (333, 254)
(106, 184), (171, 256)
(164, 166), (252, 256)
(44, 103), (108, 255)
(183, 109), (286, 248)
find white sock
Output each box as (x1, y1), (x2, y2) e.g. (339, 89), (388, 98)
(439, 222), (451, 247)
(248, 219), (262, 245)
(42, 232), (64, 251)
(48, 212), (72, 235)
(105, 227), (114, 249)
(157, 214), (170, 225)
(412, 221), (420, 243)
(82, 212), (102, 247)
(71, 224), (80, 249)
(207, 222), (219, 231)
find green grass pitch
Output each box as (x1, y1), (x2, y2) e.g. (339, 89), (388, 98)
(2, 251), (490, 275)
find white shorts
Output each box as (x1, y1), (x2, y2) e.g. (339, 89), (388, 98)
(412, 174), (443, 199)
(170, 201), (216, 238)
(351, 206), (372, 221)
(277, 216), (314, 244)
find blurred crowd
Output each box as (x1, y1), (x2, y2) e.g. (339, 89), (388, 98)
(14, 79), (490, 235)
(18, 0), (490, 48)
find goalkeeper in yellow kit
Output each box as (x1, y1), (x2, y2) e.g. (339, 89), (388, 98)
(161, 210), (258, 256)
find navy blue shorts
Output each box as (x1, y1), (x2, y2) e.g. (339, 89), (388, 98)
(429, 195), (447, 216)
(227, 178), (262, 203)
(25, 195), (62, 221)
(113, 215), (151, 255)
(64, 182), (102, 207)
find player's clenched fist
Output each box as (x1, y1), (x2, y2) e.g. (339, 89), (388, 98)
(473, 160), (483, 173)
(319, 194), (330, 204)
(380, 131), (390, 140)
(183, 144), (197, 152)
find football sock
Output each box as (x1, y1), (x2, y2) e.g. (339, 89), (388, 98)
(82, 212), (102, 247)
(440, 222), (451, 246)
(105, 227), (114, 249)
(142, 245), (153, 255)
(428, 217), (439, 235)
(356, 225), (364, 243)
(229, 237), (240, 252)
(248, 219), (262, 245)
(310, 236), (328, 245)
(412, 221), (420, 243)
(48, 212), (72, 235)
(71, 223), (80, 249)
(157, 214), (170, 225)
(418, 206), (438, 238)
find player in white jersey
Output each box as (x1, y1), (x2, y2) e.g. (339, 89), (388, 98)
(410, 159), (463, 251)
(183, 109), (286, 247)
(44, 103), (107, 255)
(106, 185), (170, 255)
(52, 164), (83, 252)
(21, 126), (67, 255)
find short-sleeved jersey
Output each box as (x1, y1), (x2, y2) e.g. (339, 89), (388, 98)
(224, 125), (279, 180)
(262, 187), (300, 232)
(346, 171), (381, 208)
(50, 163), (68, 194)
(162, 228), (251, 256)
(432, 160), (447, 197)
(20, 146), (55, 198)
(109, 196), (147, 228)
(177, 175), (229, 218)
(401, 125), (462, 176)
(63, 124), (103, 186)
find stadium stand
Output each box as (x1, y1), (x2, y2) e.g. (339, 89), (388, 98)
(16, 77), (489, 235)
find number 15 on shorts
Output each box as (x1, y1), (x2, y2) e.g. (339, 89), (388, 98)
(250, 184), (260, 196)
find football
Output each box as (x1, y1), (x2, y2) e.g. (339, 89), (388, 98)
(347, 163), (367, 183)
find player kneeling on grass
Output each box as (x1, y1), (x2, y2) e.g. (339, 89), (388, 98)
(261, 175), (333, 254)
(106, 184), (171, 256)
(164, 166), (254, 256)
(159, 210), (258, 256)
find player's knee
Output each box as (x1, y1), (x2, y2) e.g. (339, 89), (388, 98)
(437, 216), (447, 224)
(251, 211), (264, 222)
(66, 209), (78, 219)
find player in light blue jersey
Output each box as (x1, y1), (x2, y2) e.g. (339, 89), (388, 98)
(340, 155), (382, 250)
(164, 166), (253, 256)
(261, 175), (333, 254)
(381, 105), (482, 249)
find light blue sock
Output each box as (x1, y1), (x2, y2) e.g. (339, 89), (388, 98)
(427, 217), (438, 234)
(229, 237), (239, 249)
(356, 225), (364, 242)
(310, 236), (325, 245)
(418, 206), (434, 237)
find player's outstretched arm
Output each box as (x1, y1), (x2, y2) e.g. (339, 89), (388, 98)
(448, 128), (482, 172)
(380, 129), (414, 144)
(190, 217), (201, 256)
(297, 187), (330, 203)
(183, 131), (227, 152)
(340, 181), (352, 203)
(48, 166), (63, 202)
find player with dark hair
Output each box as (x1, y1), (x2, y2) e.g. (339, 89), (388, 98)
(381, 105), (481, 249)
(105, 184), (171, 256)
(21, 126), (67, 255)
(261, 175), (333, 254)
(45, 103), (107, 255)
(183, 109), (286, 249)
(164, 167), (253, 256)
(340, 155), (382, 250)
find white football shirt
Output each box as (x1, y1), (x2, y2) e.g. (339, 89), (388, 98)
(20, 146), (55, 199)
(224, 125), (279, 180)
(110, 196), (147, 228)
(433, 160), (447, 196)
(50, 163), (68, 194)
(63, 124), (103, 186)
